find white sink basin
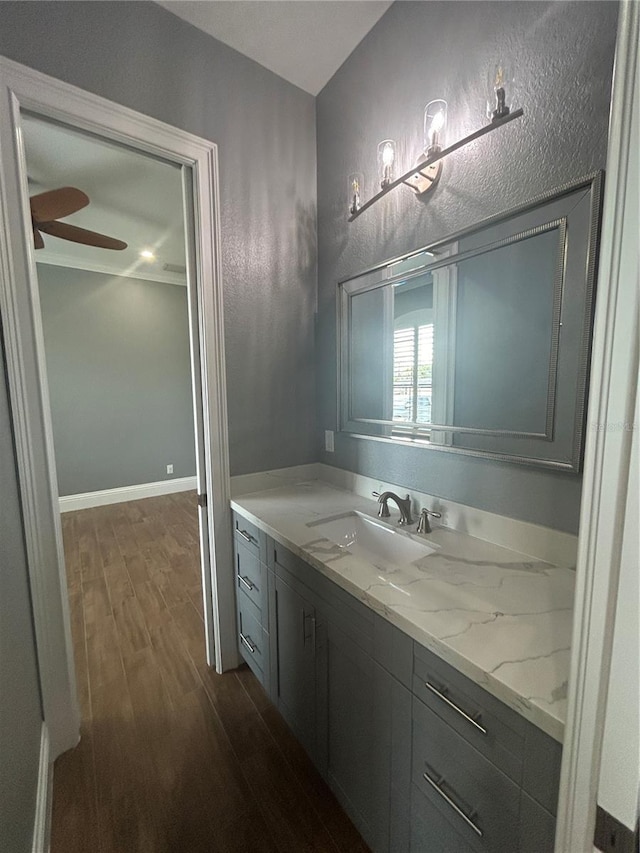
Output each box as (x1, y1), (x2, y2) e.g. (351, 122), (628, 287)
(310, 511), (438, 569)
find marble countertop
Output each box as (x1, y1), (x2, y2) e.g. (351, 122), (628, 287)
(231, 480), (574, 742)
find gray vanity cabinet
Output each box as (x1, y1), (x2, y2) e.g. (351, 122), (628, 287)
(232, 511), (562, 853)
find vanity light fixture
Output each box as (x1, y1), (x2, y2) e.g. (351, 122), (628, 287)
(348, 69), (523, 222)
(377, 139), (396, 189)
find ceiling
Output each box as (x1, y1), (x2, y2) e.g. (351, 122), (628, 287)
(157, 1), (393, 95)
(22, 114), (187, 285)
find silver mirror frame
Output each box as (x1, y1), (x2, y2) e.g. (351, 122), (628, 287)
(337, 171), (604, 472)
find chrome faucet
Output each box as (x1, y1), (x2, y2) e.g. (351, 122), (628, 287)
(416, 507), (442, 534)
(373, 491), (413, 526)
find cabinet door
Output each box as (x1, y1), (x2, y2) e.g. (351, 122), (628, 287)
(319, 619), (404, 852)
(274, 574), (317, 759)
(321, 620), (378, 846)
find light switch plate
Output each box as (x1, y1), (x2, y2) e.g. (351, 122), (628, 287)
(324, 430), (334, 453)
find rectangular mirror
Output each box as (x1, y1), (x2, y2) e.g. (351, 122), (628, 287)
(338, 173), (603, 471)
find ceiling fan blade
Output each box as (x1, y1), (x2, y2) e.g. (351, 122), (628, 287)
(33, 227), (44, 250)
(39, 220), (127, 251)
(30, 187), (90, 223)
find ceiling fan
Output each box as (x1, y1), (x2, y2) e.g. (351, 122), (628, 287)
(30, 186), (127, 251)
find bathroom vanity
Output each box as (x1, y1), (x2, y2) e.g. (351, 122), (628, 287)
(230, 478), (572, 853)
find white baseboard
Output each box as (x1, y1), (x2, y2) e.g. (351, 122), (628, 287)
(59, 476), (197, 512)
(32, 723), (51, 853)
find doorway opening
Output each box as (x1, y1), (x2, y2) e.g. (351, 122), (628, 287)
(0, 55), (236, 761)
(21, 111), (211, 737)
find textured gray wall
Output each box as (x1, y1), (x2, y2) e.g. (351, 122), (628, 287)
(317, 1), (618, 533)
(0, 336), (43, 853)
(38, 265), (197, 495)
(0, 0), (317, 477)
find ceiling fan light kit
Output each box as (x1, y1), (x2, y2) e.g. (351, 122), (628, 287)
(29, 185), (127, 251)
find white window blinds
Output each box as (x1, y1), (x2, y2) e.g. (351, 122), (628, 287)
(393, 324), (433, 423)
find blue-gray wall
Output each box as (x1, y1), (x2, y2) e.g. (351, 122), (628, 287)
(316, 1), (618, 533)
(0, 1), (317, 844)
(0, 0), (317, 477)
(0, 335), (43, 853)
(37, 265), (197, 496)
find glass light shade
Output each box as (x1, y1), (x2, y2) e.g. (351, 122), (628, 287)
(348, 172), (363, 215)
(424, 100), (448, 153)
(487, 63), (512, 121)
(377, 139), (396, 188)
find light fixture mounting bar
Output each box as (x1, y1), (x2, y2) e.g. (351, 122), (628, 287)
(348, 108), (524, 222)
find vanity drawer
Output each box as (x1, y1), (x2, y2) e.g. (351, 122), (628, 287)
(235, 540), (267, 614)
(413, 644), (525, 784)
(232, 512), (261, 557)
(237, 590), (266, 682)
(410, 783), (476, 853)
(412, 695), (520, 852)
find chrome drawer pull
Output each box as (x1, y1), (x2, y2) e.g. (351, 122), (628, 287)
(423, 769), (483, 837)
(237, 574), (255, 592)
(238, 529), (254, 544)
(239, 631), (256, 653)
(425, 681), (487, 735)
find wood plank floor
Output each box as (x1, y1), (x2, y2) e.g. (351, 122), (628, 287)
(52, 491), (369, 853)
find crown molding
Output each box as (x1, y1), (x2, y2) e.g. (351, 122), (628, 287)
(35, 252), (187, 287)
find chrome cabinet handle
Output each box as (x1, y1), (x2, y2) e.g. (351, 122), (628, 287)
(237, 528), (254, 544)
(425, 681), (487, 735)
(240, 631), (256, 653)
(237, 574), (255, 592)
(423, 768), (483, 837)
(301, 610), (316, 647)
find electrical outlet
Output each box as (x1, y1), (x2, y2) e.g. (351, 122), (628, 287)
(166, 464), (174, 474)
(324, 430), (335, 452)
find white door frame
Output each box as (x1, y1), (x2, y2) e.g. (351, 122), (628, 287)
(555, 3), (639, 850)
(0, 55), (238, 760)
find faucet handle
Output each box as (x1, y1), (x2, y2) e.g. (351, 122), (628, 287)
(372, 492), (391, 517)
(417, 507), (442, 534)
